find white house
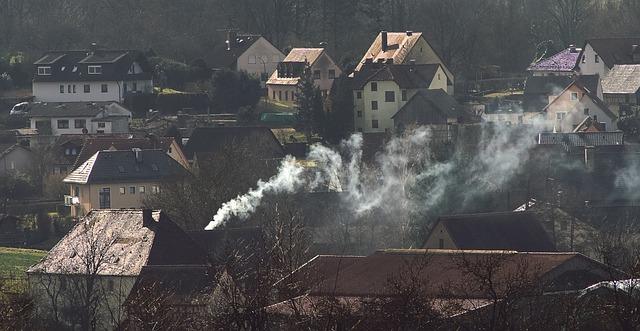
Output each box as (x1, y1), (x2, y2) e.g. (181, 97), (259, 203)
(353, 31), (454, 94)
(28, 102), (132, 136)
(210, 32), (284, 86)
(32, 47), (153, 103)
(577, 37), (640, 77)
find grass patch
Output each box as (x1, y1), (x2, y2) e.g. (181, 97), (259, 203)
(257, 98), (295, 113)
(0, 247), (47, 276)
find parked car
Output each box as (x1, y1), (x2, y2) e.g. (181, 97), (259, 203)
(9, 102), (29, 116)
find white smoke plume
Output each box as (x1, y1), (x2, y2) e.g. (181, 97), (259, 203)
(206, 122), (545, 231)
(204, 156), (305, 230)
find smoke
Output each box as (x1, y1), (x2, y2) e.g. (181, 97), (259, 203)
(204, 156), (305, 230)
(205, 122), (545, 231)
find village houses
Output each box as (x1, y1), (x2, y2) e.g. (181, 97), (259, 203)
(27, 102), (132, 136)
(266, 48), (342, 105)
(33, 46), (153, 103)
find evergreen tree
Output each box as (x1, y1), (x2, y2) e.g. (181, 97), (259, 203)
(295, 66), (324, 142)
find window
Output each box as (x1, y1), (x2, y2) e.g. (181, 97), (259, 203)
(272, 91), (276, 100)
(123, 83), (128, 93)
(584, 108), (590, 115)
(248, 55), (257, 64)
(372, 119), (379, 128)
(518, 115), (523, 124)
(371, 82), (378, 91)
(438, 73), (441, 80)
(285, 91), (289, 101)
(139, 186), (146, 194)
(119, 187), (126, 195)
(595, 55), (600, 63)
(356, 91), (362, 99)
(97, 122), (106, 128)
(556, 112), (566, 120)
(401, 90), (407, 101)
(88, 65), (102, 74)
(438, 238), (444, 249)
(313, 70), (321, 80)
(72, 85), (76, 93)
(151, 185), (160, 194)
(9, 161), (14, 169)
(60, 85), (65, 93)
(84, 84), (90, 93)
(57, 120), (69, 129)
(37, 66), (51, 75)
(97, 130), (105, 134)
(74, 119), (86, 129)
(357, 111), (363, 117)
(99, 188), (111, 209)
(581, 55), (586, 64)
(371, 100), (378, 110)
(385, 91), (395, 102)
(132, 82), (137, 91)
(279, 91), (282, 100)
(101, 84), (108, 93)
(67, 84), (71, 93)
(328, 69), (336, 79)
(129, 186), (136, 194)
(570, 92), (578, 100)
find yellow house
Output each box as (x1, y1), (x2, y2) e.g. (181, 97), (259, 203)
(266, 48), (342, 106)
(352, 62), (449, 133)
(353, 31), (454, 94)
(64, 149), (188, 217)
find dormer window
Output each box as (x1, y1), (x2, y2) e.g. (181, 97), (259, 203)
(37, 66), (51, 75)
(88, 65), (102, 74)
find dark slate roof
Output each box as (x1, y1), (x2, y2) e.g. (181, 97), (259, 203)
(183, 126), (285, 160)
(27, 210), (209, 276)
(426, 211), (555, 251)
(585, 37), (640, 68)
(27, 102), (131, 118)
(538, 132), (624, 147)
(33, 49), (152, 82)
(392, 89), (463, 120)
(207, 34), (265, 68)
(524, 76), (574, 95)
(63, 149), (187, 184)
(527, 47), (581, 72)
(124, 265), (217, 307)
(352, 63), (442, 90)
(74, 136), (177, 169)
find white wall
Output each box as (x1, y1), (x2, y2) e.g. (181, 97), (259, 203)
(237, 37), (284, 83)
(577, 43), (609, 77)
(34, 80), (152, 103)
(30, 117), (113, 135)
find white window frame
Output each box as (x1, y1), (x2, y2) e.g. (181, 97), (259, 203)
(88, 65), (102, 74)
(37, 66), (52, 75)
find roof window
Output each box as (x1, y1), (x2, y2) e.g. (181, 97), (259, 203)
(88, 65), (102, 74)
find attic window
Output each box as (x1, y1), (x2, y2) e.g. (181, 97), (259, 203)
(151, 164), (159, 171)
(118, 165), (125, 173)
(37, 66), (51, 75)
(72, 66), (78, 72)
(595, 55), (600, 63)
(88, 65), (102, 74)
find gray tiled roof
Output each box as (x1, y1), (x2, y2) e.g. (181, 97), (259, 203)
(537, 132), (624, 147)
(602, 64), (640, 94)
(63, 149), (187, 184)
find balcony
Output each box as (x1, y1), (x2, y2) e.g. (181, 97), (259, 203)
(64, 195), (80, 206)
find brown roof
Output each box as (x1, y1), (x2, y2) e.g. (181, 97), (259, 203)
(355, 32), (425, 72)
(308, 249), (618, 298)
(425, 211), (556, 252)
(74, 136), (177, 169)
(27, 210), (208, 276)
(283, 48), (325, 64)
(275, 255), (364, 293)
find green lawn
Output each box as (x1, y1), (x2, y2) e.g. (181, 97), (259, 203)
(0, 247), (47, 276)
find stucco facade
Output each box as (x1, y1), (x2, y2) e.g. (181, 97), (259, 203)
(236, 37), (284, 83)
(33, 80), (152, 103)
(422, 222), (457, 249)
(69, 181), (161, 217)
(545, 84), (615, 132)
(577, 43), (609, 77)
(353, 65), (447, 133)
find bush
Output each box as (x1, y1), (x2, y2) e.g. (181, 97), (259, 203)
(209, 69), (262, 113)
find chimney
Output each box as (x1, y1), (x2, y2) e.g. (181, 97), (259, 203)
(381, 31), (389, 52)
(89, 42), (98, 55)
(226, 30), (237, 51)
(133, 148), (142, 163)
(569, 44), (576, 53)
(584, 146), (595, 172)
(406, 31), (413, 36)
(142, 209), (154, 228)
